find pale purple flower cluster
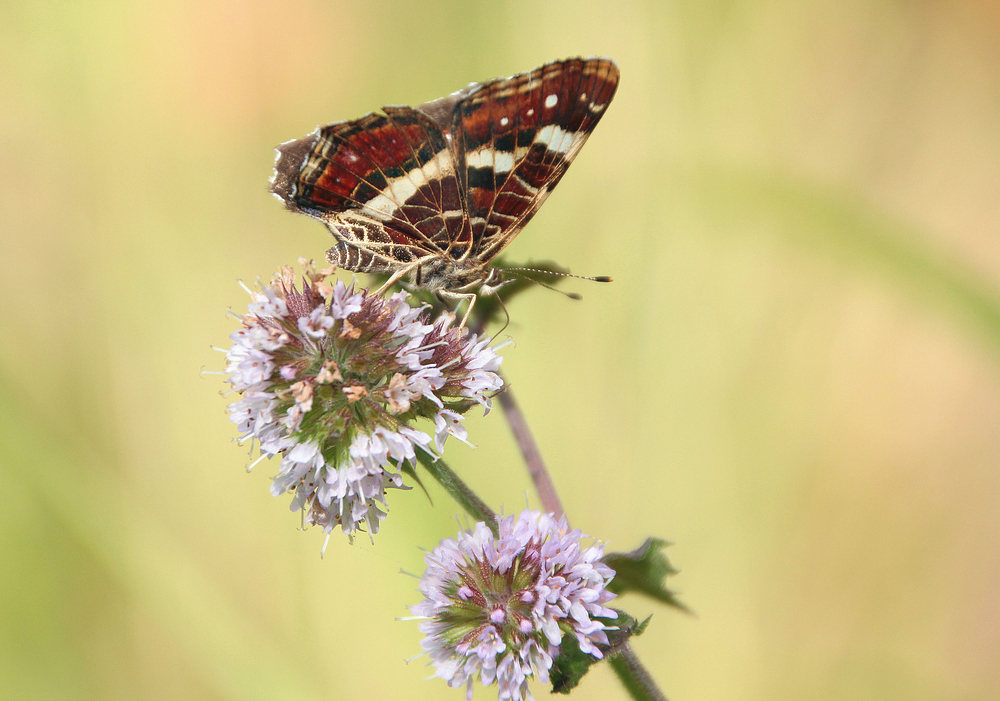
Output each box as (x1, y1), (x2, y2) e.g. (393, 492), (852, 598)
(412, 510), (618, 701)
(225, 263), (504, 538)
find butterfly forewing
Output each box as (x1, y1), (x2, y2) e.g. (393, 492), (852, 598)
(271, 57), (619, 292)
(452, 58), (619, 262)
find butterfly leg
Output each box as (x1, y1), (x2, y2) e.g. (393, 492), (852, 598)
(373, 268), (411, 296)
(437, 289), (478, 328)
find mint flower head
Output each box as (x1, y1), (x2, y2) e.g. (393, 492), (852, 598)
(224, 262), (504, 539)
(412, 510), (618, 701)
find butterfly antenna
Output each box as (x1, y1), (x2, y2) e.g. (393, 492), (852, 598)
(506, 269), (612, 300)
(504, 268), (613, 284)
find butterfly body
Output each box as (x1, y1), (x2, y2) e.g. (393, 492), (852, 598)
(271, 57), (619, 322)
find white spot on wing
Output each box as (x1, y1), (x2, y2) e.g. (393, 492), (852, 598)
(493, 151), (515, 172)
(467, 147), (515, 173)
(588, 102), (605, 113)
(533, 124), (577, 154)
(364, 149), (452, 219)
(500, 116), (509, 127)
(544, 94), (558, 109)
(526, 108), (534, 116)
(466, 148), (493, 169)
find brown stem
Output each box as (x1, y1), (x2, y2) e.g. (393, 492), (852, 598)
(497, 384), (565, 519)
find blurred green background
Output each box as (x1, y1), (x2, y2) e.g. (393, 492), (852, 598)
(3, 0), (999, 699)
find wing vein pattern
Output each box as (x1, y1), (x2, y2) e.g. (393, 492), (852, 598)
(270, 57), (619, 292)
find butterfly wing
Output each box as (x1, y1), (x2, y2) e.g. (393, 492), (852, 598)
(271, 107), (467, 272)
(271, 57), (619, 279)
(437, 57), (619, 264)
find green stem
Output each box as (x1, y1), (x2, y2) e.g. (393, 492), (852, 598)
(608, 645), (668, 701)
(415, 451), (498, 536)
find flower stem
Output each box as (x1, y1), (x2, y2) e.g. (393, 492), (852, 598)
(497, 384), (565, 519)
(608, 644), (669, 701)
(415, 452), (499, 536)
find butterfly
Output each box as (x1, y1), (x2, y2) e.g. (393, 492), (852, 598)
(270, 57), (619, 325)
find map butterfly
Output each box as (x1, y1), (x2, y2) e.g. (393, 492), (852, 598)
(270, 57), (619, 324)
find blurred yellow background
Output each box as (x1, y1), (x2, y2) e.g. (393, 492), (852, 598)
(2, 0), (999, 699)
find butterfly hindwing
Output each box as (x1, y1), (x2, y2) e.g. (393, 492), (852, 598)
(273, 108), (462, 270)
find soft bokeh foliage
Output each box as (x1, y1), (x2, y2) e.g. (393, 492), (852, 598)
(2, 1), (998, 699)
